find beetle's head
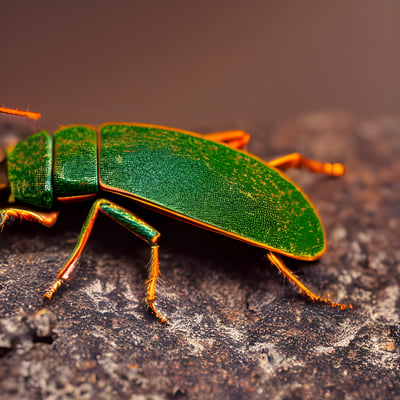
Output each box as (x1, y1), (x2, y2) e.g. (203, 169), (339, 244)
(0, 107), (43, 203)
(0, 136), (13, 198)
(0, 109), (37, 201)
(0, 155), (10, 201)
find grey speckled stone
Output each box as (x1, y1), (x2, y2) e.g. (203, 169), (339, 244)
(0, 112), (399, 399)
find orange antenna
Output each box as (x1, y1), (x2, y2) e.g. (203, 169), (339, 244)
(0, 106), (42, 120)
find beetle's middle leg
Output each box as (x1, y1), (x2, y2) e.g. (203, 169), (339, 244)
(43, 198), (166, 323)
(266, 251), (351, 310)
(268, 153), (345, 177)
(202, 130), (251, 149)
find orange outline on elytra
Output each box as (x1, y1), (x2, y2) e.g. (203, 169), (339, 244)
(95, 122), (327, 262)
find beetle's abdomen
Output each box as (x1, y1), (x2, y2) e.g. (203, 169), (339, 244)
(54, 126), (98, 198)
(7, 131), (53, 208)
(99, 124), (325, 259)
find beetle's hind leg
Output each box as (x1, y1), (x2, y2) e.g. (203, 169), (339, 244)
(267, 252), (351, 310)
(43, 198), (166, 323)
(202, 130), (251, 149)
(268, 153), (345, 177)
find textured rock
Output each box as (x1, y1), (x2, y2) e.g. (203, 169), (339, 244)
(0, 112), (399, 399)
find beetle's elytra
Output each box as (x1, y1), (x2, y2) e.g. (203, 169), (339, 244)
(0, 107), (351, 323)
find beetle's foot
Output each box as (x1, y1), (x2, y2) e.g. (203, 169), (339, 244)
(322, 162), (346, 177)
(43, 279), (64, 300)
(311, 295), (353, 310)
(147, 297), (167, 324)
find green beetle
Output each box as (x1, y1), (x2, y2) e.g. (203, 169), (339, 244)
(0, 108), (350, 322)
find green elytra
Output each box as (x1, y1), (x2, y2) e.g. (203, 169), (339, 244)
(2, 123), (350, 322)
(99, 124), (324, 257)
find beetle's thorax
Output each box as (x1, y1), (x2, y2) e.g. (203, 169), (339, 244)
(53, 126), (98, 201)
(6, 127), (99, 209)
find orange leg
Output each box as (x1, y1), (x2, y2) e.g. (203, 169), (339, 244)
(202, 130), (251, 149)
(0, 208), (59, 231)
(268, 153), (345, 177)
(43, 198), (166, 323)
(267, 252), (351, 310)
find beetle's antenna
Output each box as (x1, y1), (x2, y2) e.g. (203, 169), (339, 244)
(0, 106), (42, 120)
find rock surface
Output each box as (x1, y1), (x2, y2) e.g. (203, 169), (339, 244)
(0, 112), (399, 399)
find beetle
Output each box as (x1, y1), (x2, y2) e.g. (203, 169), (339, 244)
(0, 107), (350, 322)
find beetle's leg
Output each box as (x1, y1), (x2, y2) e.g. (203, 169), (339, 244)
(0, 208), (59, 231)
(43, 199), (166, 323)
(267, 252), (351, 310)
(268, 153), (345, 176)
(202, 130), (251, 149)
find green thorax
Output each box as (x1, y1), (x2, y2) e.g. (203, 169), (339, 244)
(99, 124), (325, 258)
(7, 131), (53, 208)
(7, 126), (98, 209)
(53, 126), (98, 198)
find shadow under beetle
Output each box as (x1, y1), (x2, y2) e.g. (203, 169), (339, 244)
(0, 107), (351, 323)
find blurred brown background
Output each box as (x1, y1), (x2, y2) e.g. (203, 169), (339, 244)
(2, 3), (400, 399)
(1, 0), (399, 132)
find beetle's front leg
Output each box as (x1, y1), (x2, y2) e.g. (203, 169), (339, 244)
(0, 208), (59, 231)
(43, 199), (166, 323)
